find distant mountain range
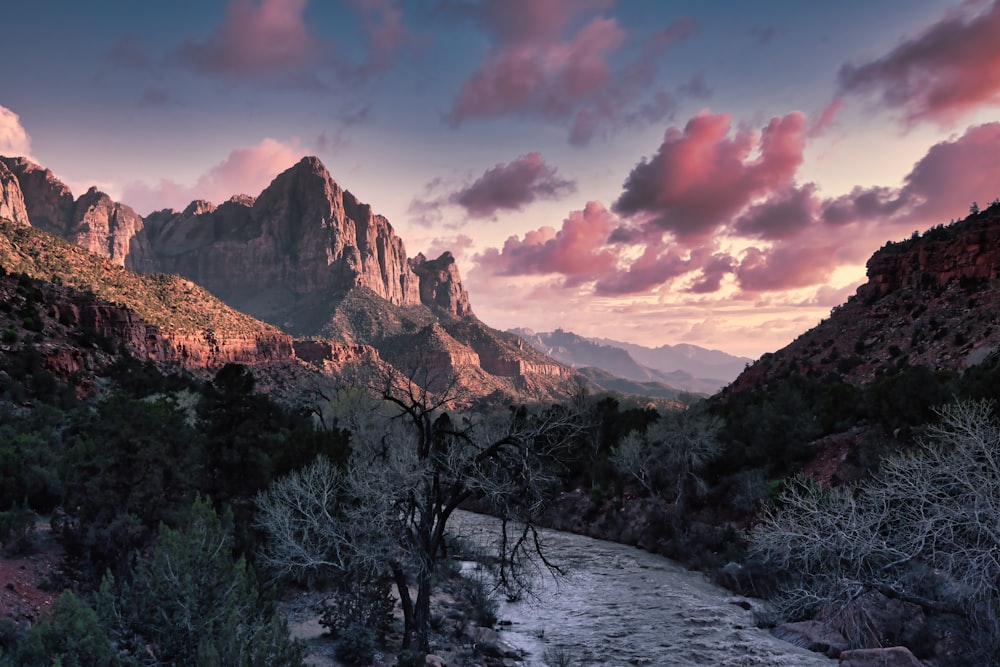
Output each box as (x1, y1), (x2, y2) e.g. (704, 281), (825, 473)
(509, 328), (751, 396)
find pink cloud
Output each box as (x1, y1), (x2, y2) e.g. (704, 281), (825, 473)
(838, 1), (1000, 125)
(0, 106), (32, 157)
(175, 0), (409, 86)
(734, 184), (819, 240)
(121, 138), (306, 214)
(449, 1), (696, 144)
(736, 244), (841, 292)
(593, 240), (692, 296)
(808, 98), (844, 137)
(451, 152), (575, 218)
(612, 111), (807, 241)
(474, 201), (619, 285)
(179, 0), (326, 80)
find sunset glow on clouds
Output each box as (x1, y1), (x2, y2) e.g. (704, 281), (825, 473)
(4, 0), (1000, 357)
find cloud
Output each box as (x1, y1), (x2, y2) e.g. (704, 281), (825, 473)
(612, 111), (807, 241)
(808, 98), (843, 137)
(179, 0), (326, 80)
(448, 1), (696, 144)
(735, 244), (842, 292)
(838, 0), (1000, 125)
(175, 0), (413, 86)
(451, 153), (574, 218)
(474, 200), (619, 285)
(734, 184), (819, 240)
(121, 138), (306, 214)
(0, 106), (32, 157)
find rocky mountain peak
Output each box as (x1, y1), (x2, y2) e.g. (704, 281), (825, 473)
(0, 160), (29, 225)
(0, 156), (74, 234)
(410, 251), (473, 319)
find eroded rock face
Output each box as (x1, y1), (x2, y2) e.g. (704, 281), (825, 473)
(861, 210), (1000, 301)
(51, 298), (295, 369)
(410, 252), (473, 319)
(73, 187), (153, 271)
(0, 157), (74, 234)
(0, 160), (29, 225)
(147, 157), (421, 309)
(0, 156), (152, 270)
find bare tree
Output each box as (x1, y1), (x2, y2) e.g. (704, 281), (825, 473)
(256, 364), (581, 652)
(610, 404), (722, 507)
(750, 399), (1000, 655)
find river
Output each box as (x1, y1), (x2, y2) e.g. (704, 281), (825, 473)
(451, 511), (835, 667)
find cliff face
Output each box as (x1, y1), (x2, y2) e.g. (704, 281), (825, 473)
(0, 157), (151, 271)
(145, 156), (422, 312)
(410, 252), (474, 319)
(728, 206), (1000, 393)
(0, 161), (29, 226)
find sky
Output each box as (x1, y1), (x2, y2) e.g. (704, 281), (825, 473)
(3, 0), (1000, 358)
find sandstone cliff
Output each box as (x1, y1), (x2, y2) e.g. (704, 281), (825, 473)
(0, 161), (28, 226)
(0, 157), (151, 271)
(144, 156), (422, 316)
(410, 252), (473, 319)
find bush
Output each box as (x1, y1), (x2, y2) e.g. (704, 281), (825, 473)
(335, 623), (377, 665)
(10, 591), (116, 667)
(750, 400), (1000, 660)
(96, 496), (304, 667)
(0, 505), (35, 556)
(319, 576), (396, 641)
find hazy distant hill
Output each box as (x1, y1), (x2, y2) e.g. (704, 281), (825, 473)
(510, 328), (749, 395)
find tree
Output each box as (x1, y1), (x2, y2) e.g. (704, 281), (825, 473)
(9, 591), (116, 667)
(256, 365), (580, 652)
(610, 404), (722, 508)
(750, 400), (1000, 658)
(97, 496), (303, 667)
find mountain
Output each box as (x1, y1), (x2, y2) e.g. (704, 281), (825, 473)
(728, 203), (1000, 394)
(510, 328), (748, 395)
(1, 155), (574, 405)
(0, 219), (295, 375)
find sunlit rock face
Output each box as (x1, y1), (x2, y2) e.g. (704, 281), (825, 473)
(143, 156), (422, 310)
(410, 251), (474, 319)
(0, 160), (29, 225)
(0, 156), (152, 270)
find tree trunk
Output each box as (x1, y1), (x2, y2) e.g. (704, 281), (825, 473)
(413, 572), (433, 652)
(392, 563), (415, 650)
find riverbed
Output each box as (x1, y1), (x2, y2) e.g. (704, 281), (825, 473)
(451, 511), (835, 667)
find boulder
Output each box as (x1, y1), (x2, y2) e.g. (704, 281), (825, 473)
(839, 646), (923, 667)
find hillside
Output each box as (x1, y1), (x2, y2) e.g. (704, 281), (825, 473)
(0, 218), (294, 372)
(728, 203), (1000, 394)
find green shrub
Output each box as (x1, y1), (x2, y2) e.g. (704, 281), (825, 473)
(335, 623), (377, 665)
(1, 328), (15, 344)
(0, 505), (35, 556)
(11, 590), (117, 667)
